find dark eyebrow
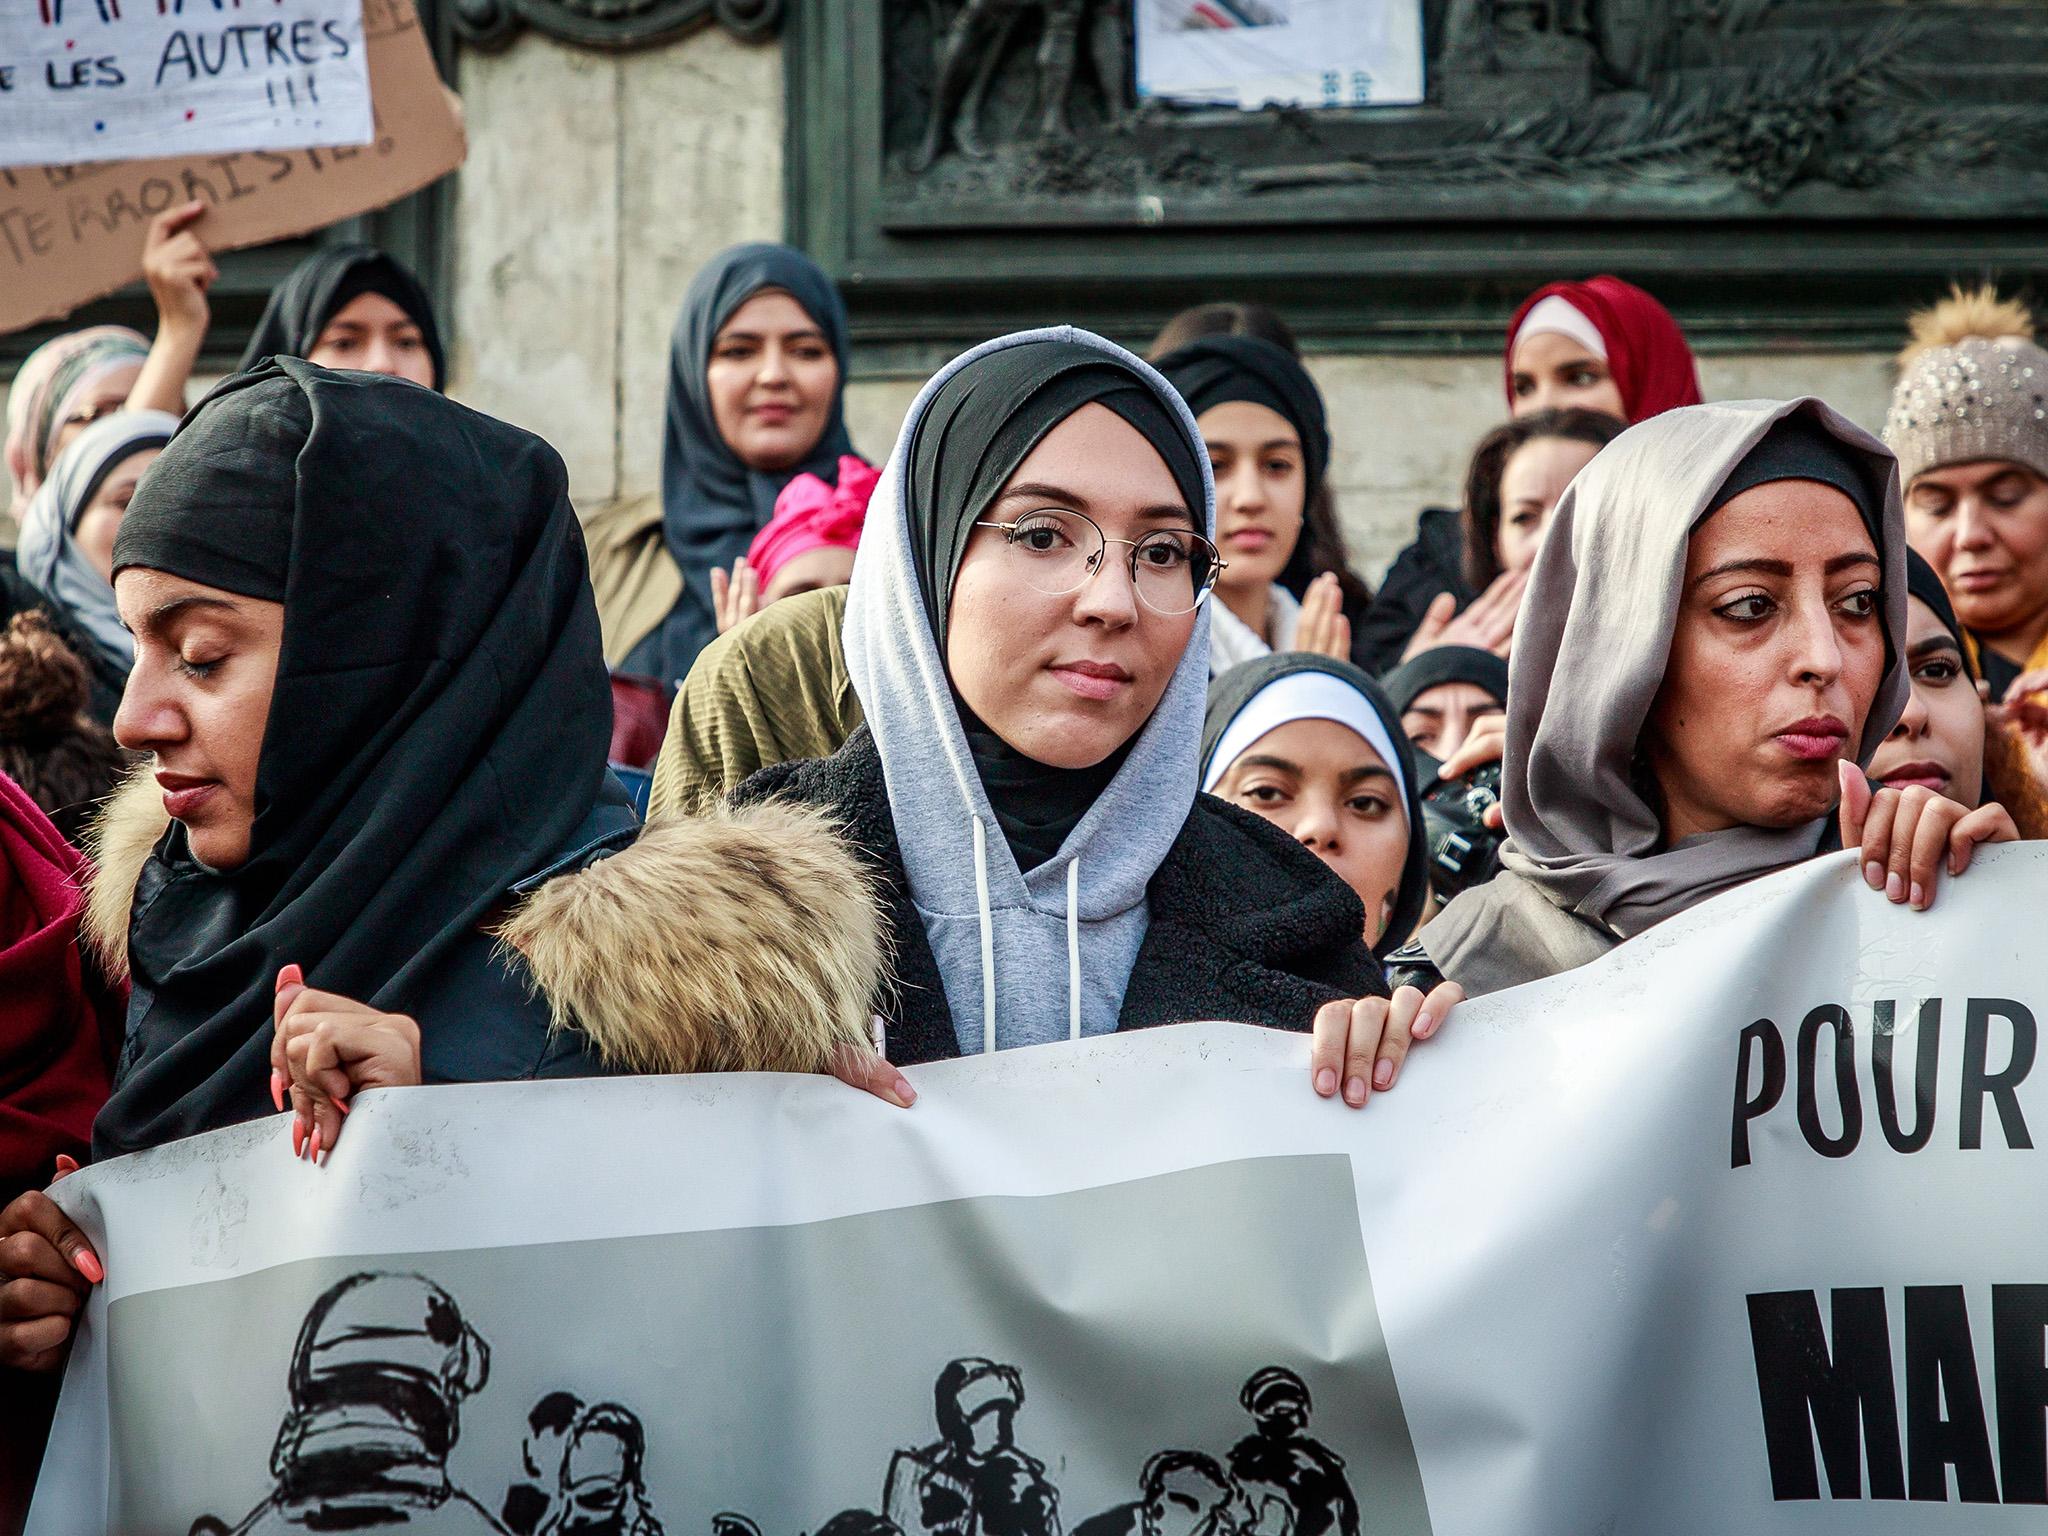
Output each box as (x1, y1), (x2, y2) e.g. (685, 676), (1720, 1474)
(1401, 704), (1443, 720)
(996, 483), (1193, 526)
(1825, 551), (1882, 575)
(136, 594), (243, 635)
(714, 327), (825, 345)
(1908, 634), (1962, 661)
(1341, 764), (1396, 786)
(1234, 753), (1301, 777)
(1692, 557), (1793, 587)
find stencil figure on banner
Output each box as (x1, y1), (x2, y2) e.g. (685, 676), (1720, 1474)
(0, 364), (892, 1392)
(1388, 398), (2020, 1004)
(721, 326), (1441, 1111)
(0, 0), (373, 170)
(1070, 1452), (1240, 1536)
(1227, 1370), (1357, 1536)
(885, 1358), (1060, 1536)
(1356, 274), (1700, 673)
(1886, 284), (2048, 708)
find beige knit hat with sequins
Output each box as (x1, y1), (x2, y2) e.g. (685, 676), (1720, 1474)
(1884, 286), (2048, 486)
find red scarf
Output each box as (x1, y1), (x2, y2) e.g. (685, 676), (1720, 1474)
(0, 771), (120, 1205)
(1505, 275), (1704, 424)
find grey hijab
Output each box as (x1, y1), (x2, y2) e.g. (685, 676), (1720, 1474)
(16, 408), (180, 675)
(1422, 398), (1910, 993)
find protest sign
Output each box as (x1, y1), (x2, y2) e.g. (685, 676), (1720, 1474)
(0, 0), (459, 335)
(1135, 0), (1425, 110)
(0, 0), (373, 169)
(26, 844), (2048, 1532)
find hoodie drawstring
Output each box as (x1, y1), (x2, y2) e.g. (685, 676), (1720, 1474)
(972, 815), (996, 1055)
(1067, 856), (1081, 1042)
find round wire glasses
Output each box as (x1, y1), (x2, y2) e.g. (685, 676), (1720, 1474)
(972, 507), (1226, 616)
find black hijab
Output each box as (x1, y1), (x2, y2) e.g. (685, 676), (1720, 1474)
(237, 245), (446, 390)
(904, 339), (1209, 871)
(1381, 644), (1511, 716)
(1200, 652), (1429, 950)
(653, 243), (858, 682)
(1906, 546), (1978, 682)
(95, 360), (611, 1157)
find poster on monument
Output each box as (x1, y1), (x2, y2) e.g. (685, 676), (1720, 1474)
(1134, 0), (1425, 109)
(0, 0), (374, 169)
(28, 844), (2048, 1531)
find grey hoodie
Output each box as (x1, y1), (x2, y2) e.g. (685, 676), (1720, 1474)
(842, 327), (1217, 1054)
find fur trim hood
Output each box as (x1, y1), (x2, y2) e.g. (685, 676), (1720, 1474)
(85, 767), (885, 1076)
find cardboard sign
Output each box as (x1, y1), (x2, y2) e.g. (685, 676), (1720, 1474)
(0, 0), (374, 170)
(0, 0), (461, 335)
(1136, 0), (1426, 109)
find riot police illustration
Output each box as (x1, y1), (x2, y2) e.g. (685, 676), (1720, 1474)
(195, 1271), (505, 1534)
(1072, 1451), (1241, 1536)
(884, 1358), (1062, 1536)
(1224, 1371), (1356, 1536)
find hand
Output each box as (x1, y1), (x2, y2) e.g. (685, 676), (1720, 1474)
(140, 200), (216, 334)
(1438, 711), (1509, 830)
(1309, 981), (1463, 1108)
(711, 559), (762, 635)
(1293, 572), (1352, 662)
(0, 1165), (101, 1373)
(270, 964), (422, 1164)
(1400, 569), (1528, 664)
(1837, 760), (2018, 912)
(828, 1039), (917, 1109)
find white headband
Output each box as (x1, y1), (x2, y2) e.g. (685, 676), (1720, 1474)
(1516, 295), (1607, 361)
(1202, 670), (1408, 820)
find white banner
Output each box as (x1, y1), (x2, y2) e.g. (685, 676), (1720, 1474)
(1134, 0), (1425, 110)
(0, 0), (372, 170)
(28, 844), (2048, 1532)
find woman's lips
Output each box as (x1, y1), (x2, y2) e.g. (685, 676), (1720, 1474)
(155, 772), (220, 820)
(1878, 760), (1952, 793)
(1952, 569), (2007, 593)
(1774, 717), (1850, 762)
(748, 403), (794, 425)
(1223, 527), (1272, 551)
(1050, 660), (1132, 701)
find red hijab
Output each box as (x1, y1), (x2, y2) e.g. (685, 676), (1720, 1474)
(0, 771), (120, 1205)
(1504, 275), (1703, 424)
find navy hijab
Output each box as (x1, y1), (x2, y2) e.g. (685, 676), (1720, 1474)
(646, 243), (857, 685)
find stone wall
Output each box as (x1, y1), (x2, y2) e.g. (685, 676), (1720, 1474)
(451, 30), (1897, 578)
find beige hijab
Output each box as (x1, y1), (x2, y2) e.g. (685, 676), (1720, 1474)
(1423, 397), (1911, 995)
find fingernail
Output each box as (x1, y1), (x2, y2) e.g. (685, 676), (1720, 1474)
(74, 1250), (104, 1285)
(270, 1071), (287, 1112)
(309, 1126), (322, 1164)
(1314, 1067), (1336, 1097)
(331, 1094), (350, 1117)
(1886, 871), (1904, 902)
(1864, 861), (1884, 890)
(1344, 1075), (1367, 1106)
(1910, 881), (1925, 909)
(291, 1118), (305, 1158)
(1373, 1059), (1394, 1090)
(275, 963), (302, 992)
(893, 1075), (917, 1107)
(54, 1154), (79, 1175)
(1413, 1011), (1435, 1039)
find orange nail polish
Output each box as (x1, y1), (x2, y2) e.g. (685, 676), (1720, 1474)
(291, 1119), (306, 1158)
(309, 1126), (322, 1164)
(74, 1249), (104, 1285)
(270, 1072), (287, 1112)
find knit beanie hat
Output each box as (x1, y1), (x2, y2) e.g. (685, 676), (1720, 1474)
(1884, 285), (2048, 487)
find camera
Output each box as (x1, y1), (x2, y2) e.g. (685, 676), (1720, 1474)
(1417, 754), (1506, 902)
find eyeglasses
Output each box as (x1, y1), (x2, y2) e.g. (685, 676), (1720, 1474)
(973, 507), (1225, 617)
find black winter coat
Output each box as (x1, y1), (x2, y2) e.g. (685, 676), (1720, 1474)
(734, 728), (1386, 1064)
(1354, 506), (1474, 675)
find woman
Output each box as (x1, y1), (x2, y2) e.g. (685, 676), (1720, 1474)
(1153, 334), (1361, 674)
(1358, 409), (1620, 674)
(0, 613), (129, 846)
(1383, 644), (1509, 765)
(620, 243), (861, 689)
(711, 453), (879, 634)
(1504, 275), (1703, 425)
(1871, 550), (2048, 837)
(1884, 285), (2048, 701)
(0, 771), (120, 1515)
(729, 329), (1425, 1098)
(238, 244), (445, 389)
(1201, 653), (1429, 953)
(14, 409), (179, 723)
(4, 325), (149, 525)
(0, 362), (883, 1376)
(1395, 399), (2015, 999)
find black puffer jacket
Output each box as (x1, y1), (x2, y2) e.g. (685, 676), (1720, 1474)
(1354, 506), (1474, 675)
(734, 728), (1386, 1064)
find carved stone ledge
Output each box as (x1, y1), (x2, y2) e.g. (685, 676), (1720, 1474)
(452, 0), (782, 53)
